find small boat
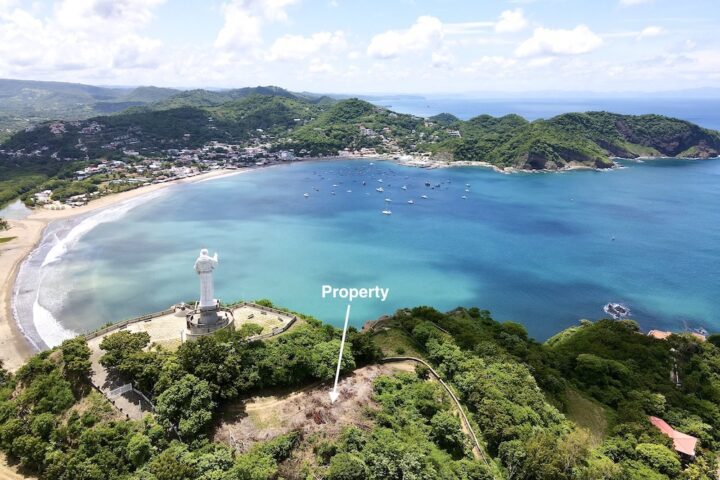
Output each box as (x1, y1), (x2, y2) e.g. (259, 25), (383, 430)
(333, 184), (338, 187)
(362, 181), (366, 185)
(382, 210), (392, 215)
(401, 185), (408, 190)
(461, 196), (467, 199)
(407, 200), (414, 204)
(376, 187), (384, 192)
(303, 193), (309, 198)
(421, 195), (428, 199)
(425, 181), (431, 187)
(466, 184), (470, 187)
(465, 189), (470, 192)
(347, 190), (352, 193)
(378, 179), (383, 183)
(603, 303), (630, 319)
(385, 198), (392, 202)
(331, 191), (336, 195)
(370, 162), (374, 165)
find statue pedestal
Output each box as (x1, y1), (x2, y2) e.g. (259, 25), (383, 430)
(184, 299), (234, 341)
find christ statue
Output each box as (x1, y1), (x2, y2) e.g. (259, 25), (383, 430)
(194, 248), (219, 309)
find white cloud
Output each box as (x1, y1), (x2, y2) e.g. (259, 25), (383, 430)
(638, 26), (664, 39)
(515, 25), (603, 57)
(495, 8), (528, 33)
(367, 16), (443, 59)
(620, 0), (654, 5)
(214, 0), (300, 51)
(444, 21), (494, 36)
(267, 31), (346, 61)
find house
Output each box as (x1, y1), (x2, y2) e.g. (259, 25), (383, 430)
(649, 416), (698, 461)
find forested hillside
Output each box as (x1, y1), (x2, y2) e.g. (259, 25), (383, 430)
(1, 303), (719, 479)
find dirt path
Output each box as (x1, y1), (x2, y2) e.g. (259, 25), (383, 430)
(0, 453), (25, 480)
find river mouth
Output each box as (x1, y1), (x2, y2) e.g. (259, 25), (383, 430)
(14, 157), (720, 346)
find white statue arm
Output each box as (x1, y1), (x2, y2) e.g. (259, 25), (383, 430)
(212, 253), (218, 266)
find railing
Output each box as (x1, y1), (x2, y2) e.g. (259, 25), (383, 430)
(84, 308), (175, 341)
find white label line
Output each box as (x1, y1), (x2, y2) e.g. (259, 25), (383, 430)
(329, 303), (351, 404)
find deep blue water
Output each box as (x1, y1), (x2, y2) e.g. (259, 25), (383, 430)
(366, 96), (720, 130)
(30, 158), (720, 345)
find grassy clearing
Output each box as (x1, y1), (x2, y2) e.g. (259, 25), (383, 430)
(0, 236), (16, 244)
(561, 387), (612, 446)
(372, 327), (425, 359)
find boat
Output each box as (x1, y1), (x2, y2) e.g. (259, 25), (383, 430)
(421, 195), (428, 199)
(303, 193), (309, 198)
(461, 196), (467, 199)
(466, 184), (470, 187)
(378, 179), (383, 183)
(362, 181), (366, 185)
(385, 198), (392, 202)
(382, 210), (392, 215)
(332, 184), (338, 187)
(603, 303), (630, 319)
(407, 200), (414, 204)
(331, 192), (336, 195)
(376, 187), (384, 192)
(425, 181), (431, 187)
(347, 190), (352, 193)
(465, 189), (470, 192)
(401, 185), (408, 190)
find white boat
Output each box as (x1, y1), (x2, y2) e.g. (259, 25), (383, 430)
(378, 179), (383, 183)
(333, 184), (338, 187)
(347, 190), (352, 193)
(331, 192), (336, 195)
(407, 200), (414, 204)
(384, 198), (392, 202)
(401, 185), (408, 190)
(421, 195), (428, 199)
(303, 193), (309, 198)
(462, 196), (467, 199)
(466, 184), (470, 187)
(376, 187), (384, 192)
(382, 210), (392, 215)
(465, 189), (470, 192)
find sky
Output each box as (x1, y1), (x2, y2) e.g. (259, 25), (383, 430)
(0, 0), (719, 94)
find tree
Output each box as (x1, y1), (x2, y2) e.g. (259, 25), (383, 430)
(430, 411), (465, 455)
(0, 218), (8, 231)
(100, 331), (151, 368)
(327, 453), (369, 480)
(127, 432), (153, 467)
(311, 339), (355, 381)
(155, 374), (215, 439)
(634, 443), (681, 477)
(60, 337), (92, 383)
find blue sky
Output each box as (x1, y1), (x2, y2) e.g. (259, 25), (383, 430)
(0, 0), (718, 93)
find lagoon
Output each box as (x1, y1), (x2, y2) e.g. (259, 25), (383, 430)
(20, 158), (720, 348)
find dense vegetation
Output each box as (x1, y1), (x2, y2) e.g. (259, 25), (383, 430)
(2, 302), (719, 479)
(0, 79), (179, 141)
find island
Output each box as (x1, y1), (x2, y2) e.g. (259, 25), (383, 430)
(2, 85), (719, 209)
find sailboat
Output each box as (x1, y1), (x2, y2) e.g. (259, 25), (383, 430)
(382, 209), (392, 215)
(376, 187), (384, 192)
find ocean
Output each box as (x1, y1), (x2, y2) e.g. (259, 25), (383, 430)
(365, 96), (720, 130)
(16, 157), (720, 349)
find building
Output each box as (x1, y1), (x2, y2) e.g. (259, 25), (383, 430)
(649, 416), (698, 461)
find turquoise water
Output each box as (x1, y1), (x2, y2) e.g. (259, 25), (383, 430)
(29, 158), (720, 344)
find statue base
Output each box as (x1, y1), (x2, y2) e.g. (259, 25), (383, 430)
(184, 299), (234, 341)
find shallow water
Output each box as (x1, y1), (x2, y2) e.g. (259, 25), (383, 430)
(20, 158), (720, 347)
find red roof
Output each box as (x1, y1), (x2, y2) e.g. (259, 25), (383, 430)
(649, 416), (698, 457)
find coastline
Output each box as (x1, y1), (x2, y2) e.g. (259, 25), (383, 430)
(0, 168), (240, 372)
(3, 153), (718, 372)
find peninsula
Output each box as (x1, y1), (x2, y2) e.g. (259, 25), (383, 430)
(2, 86), (719, 209)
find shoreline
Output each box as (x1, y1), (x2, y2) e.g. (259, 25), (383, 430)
(0, 168), (243, 372)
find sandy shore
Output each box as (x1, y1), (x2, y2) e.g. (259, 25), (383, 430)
(0, 168), (240, 373)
